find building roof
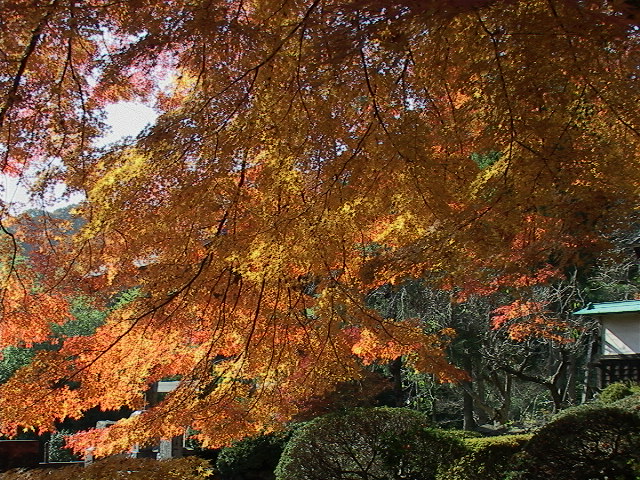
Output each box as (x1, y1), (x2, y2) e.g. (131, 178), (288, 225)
(574, 300), (640, 315)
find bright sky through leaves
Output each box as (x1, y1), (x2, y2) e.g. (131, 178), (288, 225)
(0, 102), (157, 212)
(0, 0), (637, 455)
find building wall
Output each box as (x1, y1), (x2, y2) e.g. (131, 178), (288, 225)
(603, 313), (640, 355)
(0, 440), (41, 471)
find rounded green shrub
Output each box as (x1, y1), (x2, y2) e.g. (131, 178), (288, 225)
(275, 407), (465, 480)
(612, 392), (640, 412)
(216, 431), (291, 480)
(598, 381), (635, 404)
(508, 404), (640, 479)
(439, 434), (531, 480)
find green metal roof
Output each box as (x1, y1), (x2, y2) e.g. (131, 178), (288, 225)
(574, 300), (640, 315)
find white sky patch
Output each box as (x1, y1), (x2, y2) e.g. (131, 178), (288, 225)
(100, 102), (158, 146)
(1, 101), (158, 213)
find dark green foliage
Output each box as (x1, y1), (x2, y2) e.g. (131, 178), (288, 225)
(0, 456), (212, 480)
(1, 292), (136, 386)
(216, 431), (291, 480)
(439, 435), (531, 480)
(598, 382), (640, 404)
(444, 429), (483, 440)
(508, 404), (640, 479)
(470, 151), (501, 170)
(612, 392), (640, 412)
(275, 407), (465, 480)
(0, 346), (35, 383)
(47, 430), (80, 462)
(51, 290), (140, 339)
(50, 296), (107, 338)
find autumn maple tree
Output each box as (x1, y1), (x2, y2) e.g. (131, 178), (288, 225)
(0, 0), (638, 455)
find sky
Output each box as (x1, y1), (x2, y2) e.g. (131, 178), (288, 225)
(1, 102), (158, 213)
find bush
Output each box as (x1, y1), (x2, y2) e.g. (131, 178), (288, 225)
(445, 429), (483, 440)
(216, 431), (291, 480)
(439, 434), (531, 480)
(275, 407), (465, 480)
(0, 456), (212, 480)
(0, 456), (213, 480)
(508, 404), (640, 479)
(612, 392), (640, 413)
(598, 381), (639, 404)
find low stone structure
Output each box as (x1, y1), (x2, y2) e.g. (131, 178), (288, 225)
(87, 380), (185, 463)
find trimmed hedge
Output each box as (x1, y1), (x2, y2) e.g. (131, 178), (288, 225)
(612, 392), (640, 413)
(438, 434), (531, 480)
(216, 431), (291, 480)
(275, 407), (465, 480)
(598, 381), (640, 404)
(0, 456), (213, 480)
(508, 403), (640, 479)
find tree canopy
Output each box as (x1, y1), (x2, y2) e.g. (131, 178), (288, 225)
(0, 0), (638, 454)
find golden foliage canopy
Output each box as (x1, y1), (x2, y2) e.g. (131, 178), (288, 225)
(0, 0), (638, 454)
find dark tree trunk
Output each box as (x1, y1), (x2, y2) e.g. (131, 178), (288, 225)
(462, 387), (477, 430)
(389, 357), (405, 407)
(461, 354), (477, 430)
